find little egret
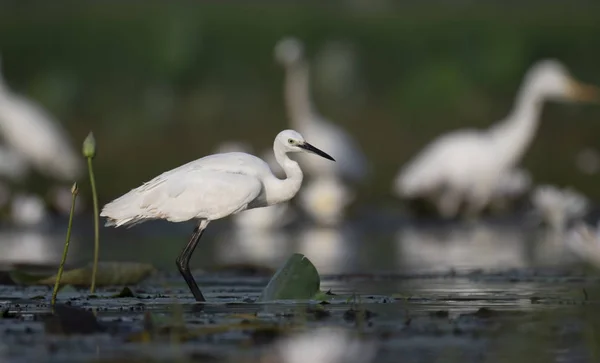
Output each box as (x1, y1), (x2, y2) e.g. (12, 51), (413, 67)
(100, 129), (334, 302)
(394, 59), (599, 218)
(275, 37), (369, 184)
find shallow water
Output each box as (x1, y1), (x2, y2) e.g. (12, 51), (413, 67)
(1, 213), (599, 362)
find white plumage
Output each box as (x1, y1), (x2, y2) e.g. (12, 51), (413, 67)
(393, 60), (599, 218)
(101, 129), (335, 302)
(212, 140), (295, 229)
(275, 37), (369, 184)
(0, 55), (83, 182)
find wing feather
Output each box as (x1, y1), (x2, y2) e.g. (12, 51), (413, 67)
(101, 170), (263, 226)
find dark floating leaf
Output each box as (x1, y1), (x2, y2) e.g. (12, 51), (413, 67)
(111, 286), (135, 298)
(10, 262), (156, 287)
(44, 304), (105, 335)
(258, 254), (320, 302)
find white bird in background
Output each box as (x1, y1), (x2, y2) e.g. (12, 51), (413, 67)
(274, 37), (369, 184)
(566, 222), (600, 268)
(296, 225), (359, 274)
(213, 140), (295, 229)
(101, 129), (335, 302)
(0, 54), (83, 183)
(530, 185), (588, 232)
(393, 60), (599, 218)
(488, 167), (532, 211)
(299, 176), (354, 226)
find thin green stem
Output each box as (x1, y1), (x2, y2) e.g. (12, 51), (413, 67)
(88, 157), (100, 294)
(51, 184), (78, 307)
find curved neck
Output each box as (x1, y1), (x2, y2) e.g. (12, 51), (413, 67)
(264, 143), (304, 205)
(489, 81), (545, 167)
(283, 60), (314, 126)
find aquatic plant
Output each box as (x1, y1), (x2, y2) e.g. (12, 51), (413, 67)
(83, 132), (100, 294)
(51, 182), (78, 307)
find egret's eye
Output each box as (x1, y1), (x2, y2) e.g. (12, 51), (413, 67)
(288, 138), (294, 144)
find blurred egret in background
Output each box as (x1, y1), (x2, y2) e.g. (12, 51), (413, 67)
(530, 185), (589, 232)
(394, 60), (599, 218)
(275, 37), (369, 224)
(274, 37), (368, 183)
(566, 222), (600, 268)
(296, 225), (359, 274)
(488, 167), (532, 212)
(101, 129), (335, 301)
(299, 176), (354, 226)
(0, 54), (83, 183)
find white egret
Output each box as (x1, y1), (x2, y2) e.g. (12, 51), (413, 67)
(0, 54), (83, 182)
(275, 37), (369, 183)
(100, 129), (335, 301)
(394, 60), (599, 218)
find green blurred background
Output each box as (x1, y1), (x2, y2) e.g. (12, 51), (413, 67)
(1, 2), (600, 208)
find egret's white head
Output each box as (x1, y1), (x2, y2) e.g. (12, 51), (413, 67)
(275, 129), (335, 161)
(523, 59), (600, 102)
(274, 37), (304, 66)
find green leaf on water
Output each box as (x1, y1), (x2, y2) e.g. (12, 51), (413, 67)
(257, 253), (320, 302)
(9, 262), (156, 287)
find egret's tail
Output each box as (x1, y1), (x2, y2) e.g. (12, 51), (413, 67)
(100, 191), (145, 228)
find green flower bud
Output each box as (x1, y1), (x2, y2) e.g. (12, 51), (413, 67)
(82, 132), (96, 158)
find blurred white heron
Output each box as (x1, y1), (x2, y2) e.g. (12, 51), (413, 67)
(566, 222), (600, 268)
(0, 54), (83, 182)
(530, 184), (588, 232)
(274, 37), (369, 184)
(393, 60), (599, 218)
(298, 176), (354, 226)
(101, 129), (335, 302)
(488, 167), (532, 211)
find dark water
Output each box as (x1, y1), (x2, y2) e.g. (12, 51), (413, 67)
(1, 212), (599, 362)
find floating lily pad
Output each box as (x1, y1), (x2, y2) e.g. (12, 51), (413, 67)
(10, 262), (156, 287)
(258, 253), (320, 302)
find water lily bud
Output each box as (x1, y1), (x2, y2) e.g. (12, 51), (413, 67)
(82, 132), (96, 158)
(71, 182), (79, 196)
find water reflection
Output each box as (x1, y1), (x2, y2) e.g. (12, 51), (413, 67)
(395, 223), (530, 272)
(395, 221), (586, 273)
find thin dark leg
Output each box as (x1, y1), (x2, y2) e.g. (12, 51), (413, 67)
(176, 222), (207, 302)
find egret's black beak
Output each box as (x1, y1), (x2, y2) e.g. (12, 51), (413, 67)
(299, 142), (335, 161)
